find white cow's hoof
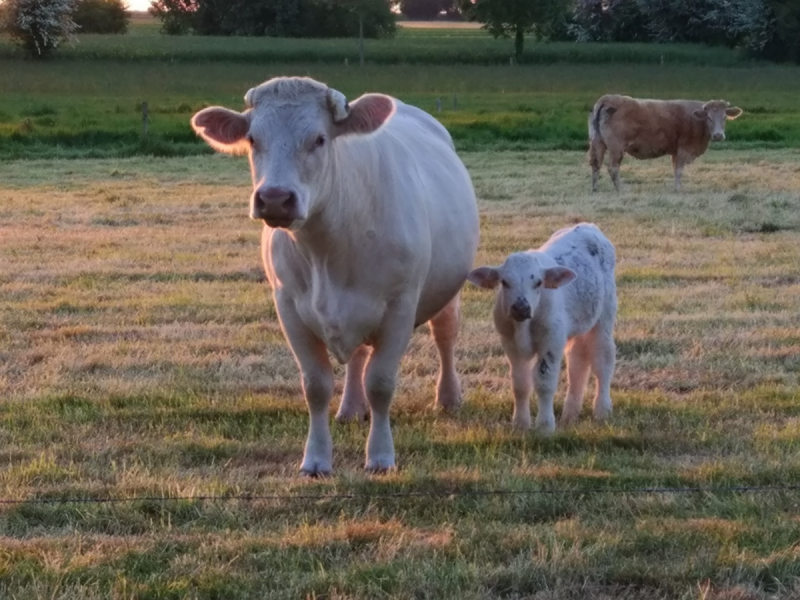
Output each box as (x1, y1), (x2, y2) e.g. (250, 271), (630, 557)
(335, 406), (369, 424)
(593, 405), (612, 423)
(365, 456), (396, 473)
(299, 465), (332, 478)
(560, 409), (581, 427)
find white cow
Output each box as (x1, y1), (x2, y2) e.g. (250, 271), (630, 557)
(191, 77), (479, 474)
(468, 223), (616, 432)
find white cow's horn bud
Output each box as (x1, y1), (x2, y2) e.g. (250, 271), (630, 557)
(244, 88), (257, 109)
(327, 88), (350, 123)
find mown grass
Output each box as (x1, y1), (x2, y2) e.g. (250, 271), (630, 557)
(3, 58), (800, 160)
(2, 149), (800, 598)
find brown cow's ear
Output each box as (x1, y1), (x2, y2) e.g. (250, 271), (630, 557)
(333, 94), (395, 138)
(692, 109), (707, 121)
(726, 107), (743, 120)
(191, 107), (250, 155)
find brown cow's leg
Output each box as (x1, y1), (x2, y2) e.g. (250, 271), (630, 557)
(607, 150), (624, 193)
(672, 154), (684, 192)
(589, 138), (607, 193)
(429, 294), (462, 412)
(336, 345), (369, 423)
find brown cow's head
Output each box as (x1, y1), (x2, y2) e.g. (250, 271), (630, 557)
(191, 77), (395, 230)
(692, 100), (743, 142)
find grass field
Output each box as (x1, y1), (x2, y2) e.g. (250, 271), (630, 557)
(2, 147), (800, 598)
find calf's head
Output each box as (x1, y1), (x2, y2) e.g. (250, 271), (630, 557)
(468, 252), (576, 322)
(693, 100), (743, 142)
(191, 77), (395, 229)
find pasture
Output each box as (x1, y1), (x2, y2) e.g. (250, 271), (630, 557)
(3, 148), (800, 598)
(2, 19), (800, 600)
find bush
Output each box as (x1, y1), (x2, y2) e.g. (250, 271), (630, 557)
(569, 0), (650, 42)
(150, 0), (396, 38)
(72, 0), (130, 34)
(0, 0), (78, 57)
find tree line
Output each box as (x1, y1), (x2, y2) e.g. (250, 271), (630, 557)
(2, 0), (798, 64)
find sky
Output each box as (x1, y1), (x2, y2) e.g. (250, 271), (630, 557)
(128, 0), (150, 11)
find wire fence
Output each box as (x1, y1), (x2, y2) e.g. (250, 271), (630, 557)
(3, 483), (800, 506)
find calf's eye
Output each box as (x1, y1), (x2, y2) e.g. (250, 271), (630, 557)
(534, 280), (542, 289)
(315, 135), (326, 148)
(501, 280), (510, 289)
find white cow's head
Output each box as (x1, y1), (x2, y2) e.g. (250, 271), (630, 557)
(468, 252), (576, 322)
(693, 100), (743, 142)
(191, 77), (395, 229)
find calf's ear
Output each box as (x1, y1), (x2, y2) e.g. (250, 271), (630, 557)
(543, 266), (577, 289)
(332, 93), (395, 138)
(467, 267), (501, 289)
(191, 107), (250, 155)
(691, 109), (707, 121)
(726, 107), (743, 120)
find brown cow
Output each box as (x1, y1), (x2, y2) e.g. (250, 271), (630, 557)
(588, 95), (743, 192)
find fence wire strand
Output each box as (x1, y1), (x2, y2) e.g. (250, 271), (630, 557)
(2, 484), (800, 506)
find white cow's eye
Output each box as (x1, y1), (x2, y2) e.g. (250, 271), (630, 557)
(246, 134), (256, 149)
(501, 279), (510, 289)
(315, 135), (326, 148)
(534, 280), (542, 289)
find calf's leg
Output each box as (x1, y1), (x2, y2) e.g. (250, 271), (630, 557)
(429, 295), (462, 411)
(589, 324), (615, 421)
(276, 293), (335, 476)
(561, 336), (592, 426)
(336, 345), (369, 423)
(532, 341), (566, 435)
(509, 357), (534, 430)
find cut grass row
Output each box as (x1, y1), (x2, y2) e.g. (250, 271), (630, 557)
(3, 60), (800, 160)
(1, 150), (800, 598)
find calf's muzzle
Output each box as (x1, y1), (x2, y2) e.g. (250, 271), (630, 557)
(510, 298), (531, 322)
(252, 186), (302, 228)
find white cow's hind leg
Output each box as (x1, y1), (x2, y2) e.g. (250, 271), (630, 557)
(363, 305), (416, 472)
(429, 295), (462, 412)
(336, 345), (369, 423)
(276, 293), (335, 476)
(561, 337), (592, 426)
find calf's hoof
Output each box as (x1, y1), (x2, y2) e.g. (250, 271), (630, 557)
(299, 467), (332, 478)
(534, 416), (556, 436)
(435, 377), (463, 413)
(512, 415), (532, 431)
(560, 409), (581, 427)
(593, 405), (613, 423)
(299, 457), (333, 478)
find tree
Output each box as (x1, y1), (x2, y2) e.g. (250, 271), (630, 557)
(459, 0), (569, 59)
(0, 0), (78, 57)
(149, 0), (395, 38)
(399, 0), (445, 20)
(73, 0), (130, 34)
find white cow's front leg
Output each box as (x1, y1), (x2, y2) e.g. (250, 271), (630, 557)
(276, 292), (335, 476)
(532, 345), (564, 435)
(363, 305), (416, 472)
(509, 357), (534, 430)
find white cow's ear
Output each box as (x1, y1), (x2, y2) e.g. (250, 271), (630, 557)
(191, 107), (250, 155)
(467, 267), (501, 289)
(333, 93), (395, 138)
(726, 107), (743, 120)
(691, 109), (707, 121)
(543, 266), (576, 289)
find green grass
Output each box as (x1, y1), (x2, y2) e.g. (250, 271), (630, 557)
(2, 59), (800, 160)
(2, 149), (800, 598)
(0, 20), (751, 66)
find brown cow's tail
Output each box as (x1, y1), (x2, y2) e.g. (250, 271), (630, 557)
(588, 101), (614, 169)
